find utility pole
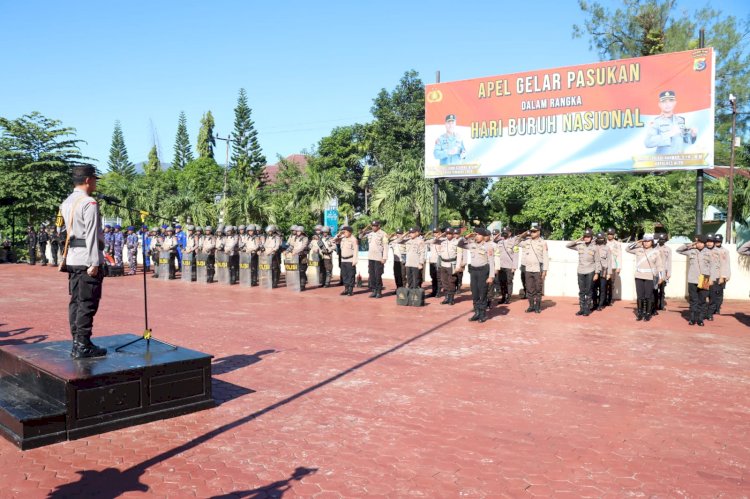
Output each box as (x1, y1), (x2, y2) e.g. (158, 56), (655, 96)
(727, 94), (738, 243)
(215, 133), (232, 224)
(696, 29), (705, 234)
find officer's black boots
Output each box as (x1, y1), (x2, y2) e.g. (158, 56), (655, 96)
(526, 299), (534, 313)
(469, 307), (480, 321)
(71, 336), (107, 359)
(636, 299), (645, 321)
(534, 297), (542, 313)
(441, 294), (450, 305)
(340, 287), (348, 296)
(478, 308), (487, 323)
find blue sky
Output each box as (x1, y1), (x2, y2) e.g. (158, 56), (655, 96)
(1, 0), (747, 170)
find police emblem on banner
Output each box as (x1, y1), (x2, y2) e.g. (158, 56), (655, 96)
(426, 89), (443, 103)
(693, 57), (706, 71)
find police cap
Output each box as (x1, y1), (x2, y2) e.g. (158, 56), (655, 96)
(408, 227), (420, 233)
(341, 225), (353, 233)
(475, 227), (489, 236)
(529, 223), (540, 232)
(127, 226), (134, 231)
(606, 227), (617, 235)
(583, 229), (594, 237)
(395, 228), (404, 234)
(714, 234), (723, 242)
(705, 233), (715, 242)
(595, 231), (605, 239)
(659, 90), (676, 101)
(371, 220), (381, 226)
(445, 114), (456, 122)
(643, 233), (654, 241)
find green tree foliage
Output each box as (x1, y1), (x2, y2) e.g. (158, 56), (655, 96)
(293, 156), (354, 224)
(172, 111), (194, 170)
(264, 156), (317, 231)
(231, 88), (266, 184)
(371, 158), (444, 231)
(0, 112), (88, 230)
(368, 70), (425, 171)
(443, 178), (490, 226)
(197, 111), (216, 160)
(107, 120), (135, 177)
(145, 145), (161, 175)
(316, 124), (367, 211)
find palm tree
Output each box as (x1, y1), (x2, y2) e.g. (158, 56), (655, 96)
(293, 157), (353, 224)
(370, 158), (443, 230)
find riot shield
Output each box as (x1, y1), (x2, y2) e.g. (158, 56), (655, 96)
(239, 253), (252, 287)
(196, 251), (208, 283)
(216, 252), (230, 284)
(284, 253), (301, 292)
(307, 252), (321, 287)
(259, 255), (273, 289)
(181, 253), (193, 282)
(158, 251), (171, 280)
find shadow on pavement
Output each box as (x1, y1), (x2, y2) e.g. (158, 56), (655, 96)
(0, 324), (46, 346)
(209, 466), (318, 498)
(46, 312), (469, 498)
(212, 350), (276, 375)
(733, 312), (750, 327)
(211, 378), (256, 406)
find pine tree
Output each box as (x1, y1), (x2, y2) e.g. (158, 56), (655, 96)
(197, 111), (216, 159)
(145, 145), (161, 175)
(172, 111), (193, 169)
(231, 88), (267, 184)
(107, 120), (135, 176)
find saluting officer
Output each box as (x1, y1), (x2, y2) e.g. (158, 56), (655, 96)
(49, 227), (61, 266)
(704, 234), (721, 321)
(456, 228), (495, 323)
(592, 232), (612, 311)
(654, 233), (672, 313)
(60, 164), (107, 358)
(626, 234), (664, 322)
(389, 229), (407, 289)
(605, 228), (621, 306)
(496, 228), (519, 304)
(677, 235), (712, 326)
(518, 224), (549, 314)
(338, 225), (359, 296)
(567, 229), (600, 317)
(426, 227), (442, 297)
(25, 226), (37, 264)
(404, 227), (426, 290)
(435, 227), (459, 305)
(362, 220), (389, 298)
(149, 228), (162, 278)
(38, 225), (49, 266)
(711, 234), (731, 316)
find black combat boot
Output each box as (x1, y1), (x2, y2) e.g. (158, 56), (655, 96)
(374, 288), (382, 298)
(340, 286), (349, 295)
(448, 293), (455, 305)
(71, 335), (107, 359)
(636, 299), (644, 321)
(526, 299), (534, 313)
(688, 311), (695, 326)
(469, 307), (480, 321)
(478, 308), (487, 323)
(441, 293), (450, 304)
(576, 299), (585, 316)
(347, 285), (354, 296)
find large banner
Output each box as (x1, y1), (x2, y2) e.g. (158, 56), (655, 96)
(425, 49), (715, 178)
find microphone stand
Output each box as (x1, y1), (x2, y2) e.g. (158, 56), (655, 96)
(99, 198), (177, 353)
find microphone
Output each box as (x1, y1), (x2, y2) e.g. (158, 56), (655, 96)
(96, 194), (121, 204)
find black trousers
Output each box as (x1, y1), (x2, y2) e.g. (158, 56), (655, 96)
(429, 263), (439, 294)
(469, 264), (490, 311)
(230, 254), (240, 283)
(27, 244), (36, 264)
(407, 266), (422, 289)
(654, 281), (666, 310)
(321, 259), (333, 285)
(50, 242), (59, 265)
(708, 281), (723, 315)
(688, 283), (709, 321)
(206, 254), (216, 280)
(634, 278), (655, 309)
(271, 253), (281, 286)
(577, 272), (594, 306)
(605, 274), (615, 305)
(595, 276), (608, 308)
(368, 260), (384, 290)
(68, 266), (103, 339)
(39, 242), (48, 264)
(499, 268), (514, 298)
(439, 266), (457, 294)
(341, 261), (355, 287)
(455, 271), (463, 291)
(520, 265), (526, 294)
(299, 262), (308, 287)
(525, 271), (543, 301)
(168, 252), (177, 278)
(393, 260), (403, 288)
(250, 254), (259, 284)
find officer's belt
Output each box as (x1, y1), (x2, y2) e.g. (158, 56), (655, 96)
(441, 257), (457, 262)
(69, 238), (104, 250)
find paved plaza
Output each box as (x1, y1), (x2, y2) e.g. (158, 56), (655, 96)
(1, 264), (749, 498)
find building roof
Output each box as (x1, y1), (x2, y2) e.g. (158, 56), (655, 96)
(264, 154), (308, 183)
(705, 165), (750, 180)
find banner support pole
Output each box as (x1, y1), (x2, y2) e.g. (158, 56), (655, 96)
(433, 70), (440, 231)
(696, 28), (705, 235)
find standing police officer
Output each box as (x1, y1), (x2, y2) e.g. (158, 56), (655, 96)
(362, 221), (389, 298)
(518, 224), (549, 314)
(38, 225), (49, 266)
(60, 164), (107, 358)
(25, 226), (37, 264)
(338, 226), (358, 296)
(126, 226), (139, 275)
(456, 228), (495, 323)
(567, 229), (599, 317)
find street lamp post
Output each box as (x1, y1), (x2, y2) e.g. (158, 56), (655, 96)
(215, 133), (232, 224)
(727, 94), (737, 243)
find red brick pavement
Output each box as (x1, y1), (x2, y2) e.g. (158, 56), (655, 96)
(1, 263), (749, 498)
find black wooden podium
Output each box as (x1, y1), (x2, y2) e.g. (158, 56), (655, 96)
(0, 335), (214, 450)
